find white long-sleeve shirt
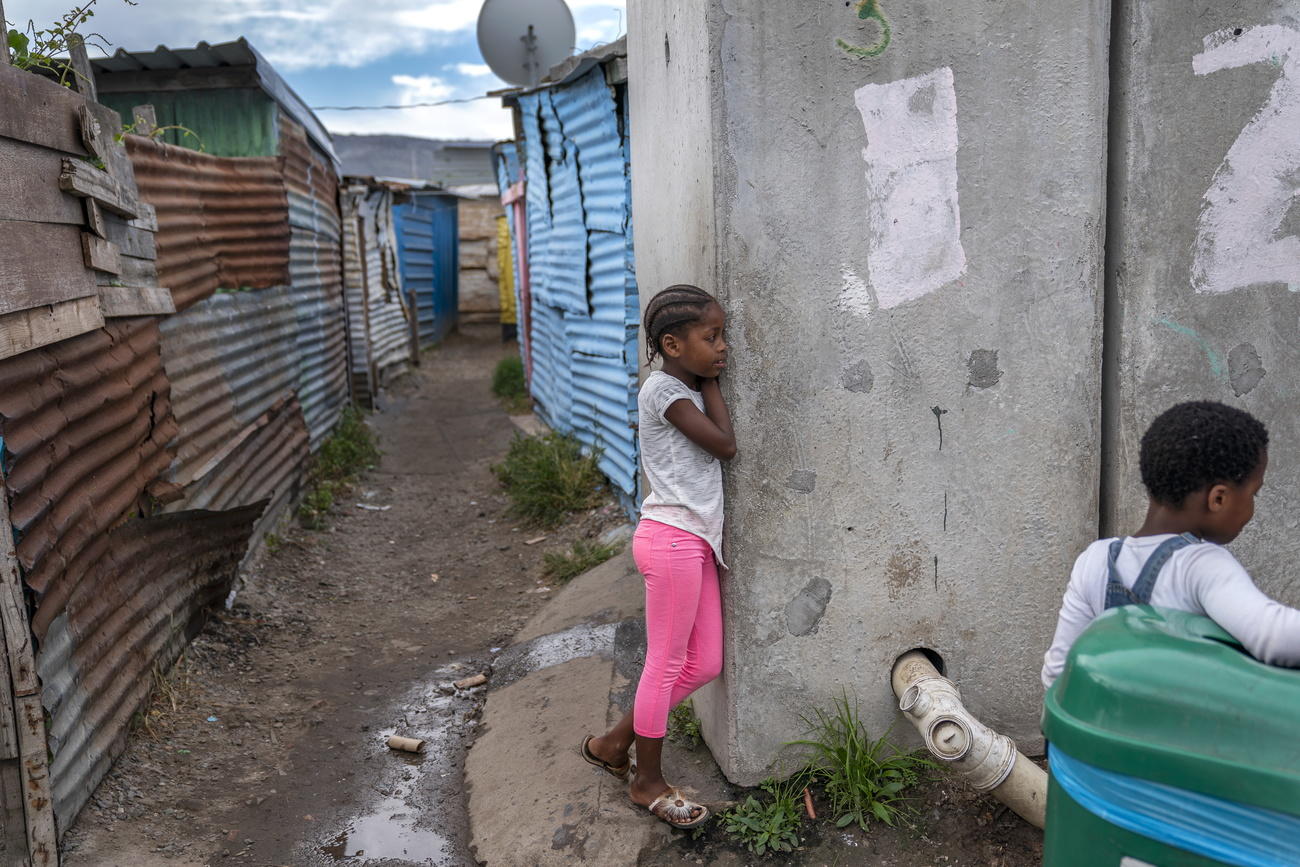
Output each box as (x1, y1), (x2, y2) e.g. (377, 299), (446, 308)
(1042, 535), (1300, 688)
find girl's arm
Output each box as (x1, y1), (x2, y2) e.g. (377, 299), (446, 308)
(664, 378), (737, 461)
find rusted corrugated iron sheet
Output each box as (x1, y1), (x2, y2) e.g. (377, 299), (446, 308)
(158, 287), (301, 490)
(341, 184), (413, 407)
(0, 317), (177, 639)
(289, 230), (349, 449)
(282, 117), (349, 447)
(175, 396), (308, 548)
(127, 136), (291, 312)
(37, 502), (262, 829)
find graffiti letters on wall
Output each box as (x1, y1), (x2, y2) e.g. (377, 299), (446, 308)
(1191, 25), (1300, 296)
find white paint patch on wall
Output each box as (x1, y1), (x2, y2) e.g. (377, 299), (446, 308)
(834, 265), (876, 318)
(853, 67), (967, 310)
(1191, 25), (1300, 295)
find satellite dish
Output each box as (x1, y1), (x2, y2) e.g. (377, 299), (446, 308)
(476, 0), (575, 89)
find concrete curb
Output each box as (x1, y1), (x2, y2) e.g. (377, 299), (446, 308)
(464, 549), (736, 865)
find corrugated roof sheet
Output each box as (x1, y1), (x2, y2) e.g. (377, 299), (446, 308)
(127, 136), (291, 312)
(91, 38), (337, 165)
(0, 317), (178, 638)
(37, 502), (262, 829)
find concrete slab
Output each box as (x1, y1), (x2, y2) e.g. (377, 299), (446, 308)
(515, 550), (642, 642)
(467, 549), (738, 864)
(466, 656), (671, 865)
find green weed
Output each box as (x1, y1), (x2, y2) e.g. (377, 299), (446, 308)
(543, 539), (620, 584)
(667, 699), (703, 749)
(787, 690), (936, 831)
(298, 406), (379, 529)
(721, 776), (805, 856)
(493, 433), (604, 528)
(491, 356), (531, 414)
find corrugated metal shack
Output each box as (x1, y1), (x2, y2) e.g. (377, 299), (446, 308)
(341, 179), (417, 407)
(0, 36), (357, 858)
(496, 39), (641, 502)
(393, 190), (460, 348)
(91, 38), (350, 451)
(0, 42), (266, 861)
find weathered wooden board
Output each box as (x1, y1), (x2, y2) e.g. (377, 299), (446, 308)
(0, 221), (100, 314)
(97, 285), (175, 317)
(116, 254), (158, 287)
(0, 138), (84, 225)
(0, 478), (55, 865)
(81, 232), (121, 274)
(103, 216), (157, 260)
(59, 158), (142, 218)
(0, 64), (89, 156)
(0, 296), (104, 361)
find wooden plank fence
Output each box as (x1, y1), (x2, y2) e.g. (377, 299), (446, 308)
(0, 28), (172, 364)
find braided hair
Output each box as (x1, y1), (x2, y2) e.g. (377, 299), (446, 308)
(1139, 401), (1268, 505)
(643, 284), (719, 365)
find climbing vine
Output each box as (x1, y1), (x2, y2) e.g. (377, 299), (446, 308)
(837, 0), (891, 59)
(5, 0), (136, 85)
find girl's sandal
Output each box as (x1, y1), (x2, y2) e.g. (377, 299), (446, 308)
(646, 787), (711, 829)
(579, 735), (633, 780)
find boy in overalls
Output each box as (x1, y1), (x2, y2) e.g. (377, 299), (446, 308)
(1042, 401), (1300, 688)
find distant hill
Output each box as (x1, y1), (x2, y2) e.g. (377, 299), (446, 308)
(333, 134), (497, 188)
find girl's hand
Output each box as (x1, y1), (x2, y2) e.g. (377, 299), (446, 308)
(664, 378), (736, 461)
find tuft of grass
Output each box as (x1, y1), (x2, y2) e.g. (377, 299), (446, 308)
(299, 405), (380, 529)
(787, 690), (936, 831)
(492, 432), (604, 528)
(721, 776), (806, 856)
(491, 355), (531, 414)
(134, 655), (195, 740)
(667, 699), (703, 749)
(264, 533), (281, 554)
(543, 539), (621, 584)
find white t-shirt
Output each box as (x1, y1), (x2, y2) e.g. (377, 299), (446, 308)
(1041, 535), (1300, 688)
(637, 371), (725, 566)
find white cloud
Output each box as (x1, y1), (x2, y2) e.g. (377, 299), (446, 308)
(452, 62), (493, 76)
(319, 70), (513, 139)
(7, 0), (626, 72)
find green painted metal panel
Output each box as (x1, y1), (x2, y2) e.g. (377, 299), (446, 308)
(100, 89), (278, 157)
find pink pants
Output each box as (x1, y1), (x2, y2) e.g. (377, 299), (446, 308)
(632, 520), (723, 739)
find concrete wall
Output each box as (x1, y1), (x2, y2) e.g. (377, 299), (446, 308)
(627, 0), (719, 370)
(1104, 3), (1300, 603)
(629, 0), (1110, 783)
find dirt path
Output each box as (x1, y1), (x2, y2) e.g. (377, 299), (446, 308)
(61, 331), (625, 867)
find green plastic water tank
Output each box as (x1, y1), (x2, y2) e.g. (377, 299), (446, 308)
(1041, 606), (1300, 866)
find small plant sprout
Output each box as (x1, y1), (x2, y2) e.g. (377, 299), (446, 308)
(542, 539), (621, 584)
(787, 690), (937, 831)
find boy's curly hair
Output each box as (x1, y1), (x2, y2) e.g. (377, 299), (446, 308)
(1139, 401), (1268, 505)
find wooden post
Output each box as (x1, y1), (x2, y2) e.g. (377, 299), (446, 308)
(66, 33), (96, 102)
(131, 104), (156, 137)
(1, 1), (10, 66)
(0, 479), (56, 865)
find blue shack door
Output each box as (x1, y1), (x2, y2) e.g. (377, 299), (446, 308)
(394, 193), (459, 346)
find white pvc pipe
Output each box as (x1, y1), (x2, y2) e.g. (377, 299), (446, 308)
(891, 650), (1047, 829)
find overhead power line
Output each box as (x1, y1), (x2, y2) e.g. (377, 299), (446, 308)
(312, 95), (494, 111)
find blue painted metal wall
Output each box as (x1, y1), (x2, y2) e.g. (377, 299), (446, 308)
(509, 69), (640, 501)
(394, 192), (459, 347)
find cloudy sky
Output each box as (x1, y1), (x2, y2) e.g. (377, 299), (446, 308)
(5, 0), (626, 139)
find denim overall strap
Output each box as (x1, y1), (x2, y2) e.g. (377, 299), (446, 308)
(1104, 533), (1200, 610)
